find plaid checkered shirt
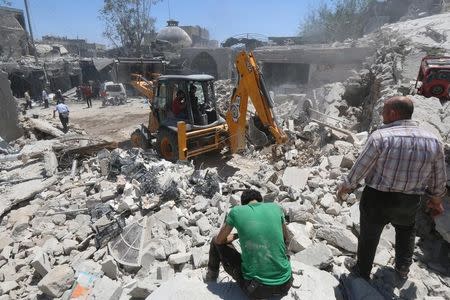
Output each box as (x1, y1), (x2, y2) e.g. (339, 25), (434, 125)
(343, 120), (447, 198)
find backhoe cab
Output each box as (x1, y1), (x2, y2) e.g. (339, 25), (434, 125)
(151, 75), (228, 160)
(130, 51), (288, 161)
(415, 56), (450, 101)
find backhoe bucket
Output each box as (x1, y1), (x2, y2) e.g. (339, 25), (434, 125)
(248, 116), (269, 147)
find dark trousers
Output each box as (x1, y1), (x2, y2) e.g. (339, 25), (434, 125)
(86, 97), (92, 108)
(44, 99), (49, 108)
(357, 186), (421, 279)
(208, 241), (293, 299)
(26, 100), (32, 109)
(59, 115), (69, 133)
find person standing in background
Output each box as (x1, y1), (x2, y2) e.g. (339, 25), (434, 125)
(42, 89), (49, 108)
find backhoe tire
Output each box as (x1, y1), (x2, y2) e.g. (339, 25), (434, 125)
(157, 128), (178, 161)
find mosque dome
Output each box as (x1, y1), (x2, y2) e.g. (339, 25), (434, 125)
(156, 20), (192, 48)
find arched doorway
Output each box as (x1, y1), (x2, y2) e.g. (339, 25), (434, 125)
(191, 52), (218, 79)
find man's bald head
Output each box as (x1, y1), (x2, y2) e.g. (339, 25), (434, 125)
(382, 96), (414, 124)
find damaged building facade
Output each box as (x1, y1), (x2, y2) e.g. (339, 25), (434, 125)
(0, 6), (29, 58)
(41, 35), (106, 58)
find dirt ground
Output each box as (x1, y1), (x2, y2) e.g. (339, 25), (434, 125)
(27, 97), (149, 142)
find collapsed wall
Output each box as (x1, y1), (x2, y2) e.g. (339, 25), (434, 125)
(0, 70), (21, 141)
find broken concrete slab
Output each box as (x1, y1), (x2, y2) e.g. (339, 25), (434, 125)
(31, 247), (51, 277)
(168, 252), (191, 265)
(19, 139), (58, 158)
(154, 208), (179, 230)
(91, 276), (122, 300)
(1, 176), (58, 216)
(0, 70), (22, 142)
(286, 223), (313, 252)
(1, 160), (45, 182)
(28, 118), (64, 138)
(290, 261), (340, 299)
(191, 247), (208, 269)
(281, 167), (310, 191)
(43, 151), (58, 176)
(101, 256), (119, 280)
(38, 264), (74, 298)
(0, 233), (13, 252)
(328, 155), (344, 169)
(316, 225), (358, 253)
(0, 280), (18, 295)
(147, 274), (296, 300)
(292, 243), (333, 269)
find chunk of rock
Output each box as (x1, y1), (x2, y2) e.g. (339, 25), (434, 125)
(38, 265), (74, 298)
(154, 208), (179, 230)
(129, 278), (158, 298)
(316, 226), (358, 253)
(168, 252), (191, 265)
(196, 217), (211, 235)
(31, 248), (51, 277)
(286, 223), (312, 252)
(326, 202), (342, 216)
(0, 281), (18, 294)
(281, 167), (310, 191)
(101, 256), (119, 280)
(328, 155), (344, 169)
(292, 243), (333, 269)
(290, 261), (340, 299)
(191, 247), (208, 269)
(320, 193), (335, 208)
(91, 276), (123, 300)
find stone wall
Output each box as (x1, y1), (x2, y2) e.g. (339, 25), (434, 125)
(0, 70), (22, 141)
(181, 48), (234, 80)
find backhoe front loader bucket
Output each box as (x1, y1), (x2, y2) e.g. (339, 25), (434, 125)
(248, 116), (269, 147)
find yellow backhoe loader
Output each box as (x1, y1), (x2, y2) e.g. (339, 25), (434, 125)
(130, 51), (288, 161)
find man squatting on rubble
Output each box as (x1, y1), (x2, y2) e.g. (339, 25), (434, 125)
(53, 100), (70, 133)
(206, 189), (293, 299)
(338, 96), (447, 280)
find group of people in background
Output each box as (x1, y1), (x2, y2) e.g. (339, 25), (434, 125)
(22, 88), (70, 134)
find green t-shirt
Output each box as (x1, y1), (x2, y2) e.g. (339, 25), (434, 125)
(226, 202), (292, 286)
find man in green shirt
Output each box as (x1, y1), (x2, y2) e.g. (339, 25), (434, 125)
(205, 189), (293, 299)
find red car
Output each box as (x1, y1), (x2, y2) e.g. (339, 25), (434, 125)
(415, 56), (450, 101)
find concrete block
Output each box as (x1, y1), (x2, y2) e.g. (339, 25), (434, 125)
(286, 223), (312, 253)
(168, 252), (191, 265)
(191, 247), (208, 269)
(100, 190), (116, 202)
(101, 256), (119, 280)
(31, 248), (51, 277)
(196, 217), (211, 235)
(0, 281), (18, 294)
(281, 167), (310, 191)
(38, 265), (74, 298)
(91, 276), (122, 300)
(154, 208), (179, 229)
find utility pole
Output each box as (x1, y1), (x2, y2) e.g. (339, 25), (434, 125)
(24, 0), (38, 64)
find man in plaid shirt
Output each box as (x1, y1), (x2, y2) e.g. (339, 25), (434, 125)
(338, 96), (447, 280)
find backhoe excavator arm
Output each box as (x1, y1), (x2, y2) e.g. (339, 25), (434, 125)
(130, 73), (154, 100)
(226, 51), (288, 153)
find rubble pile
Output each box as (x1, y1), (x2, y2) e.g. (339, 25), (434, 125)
(0, 110), (449, 299)
(214, 79), (233, 116)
